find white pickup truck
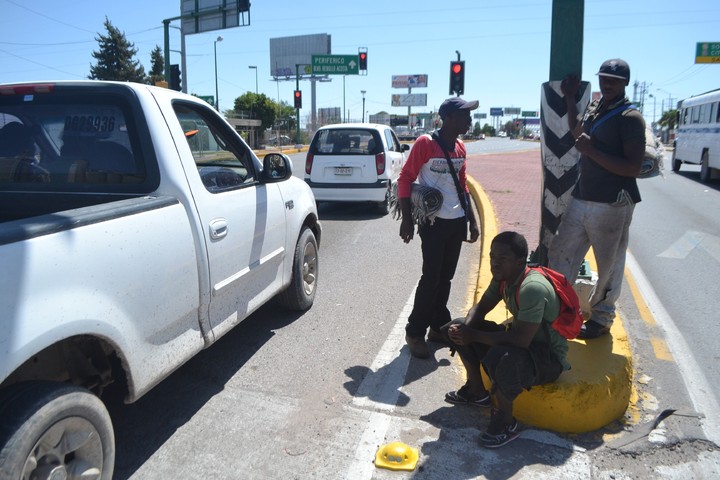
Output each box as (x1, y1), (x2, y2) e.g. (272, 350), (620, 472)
(0, 81), (321, 479)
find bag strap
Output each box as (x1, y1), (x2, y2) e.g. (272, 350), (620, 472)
(431, 132), (468, 215)
(589, 103), (637, 134)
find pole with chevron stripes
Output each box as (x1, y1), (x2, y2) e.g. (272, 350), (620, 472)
(534, 81), (590, 264)
(531, 0), (586, 265)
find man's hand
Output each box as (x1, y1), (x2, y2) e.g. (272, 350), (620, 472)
(399, 217), (415, 244)
(561, 74), (580, 98)
(448, 323), (474, 346)
(467, 222), (480, 243)
(575, 132), (594, 155)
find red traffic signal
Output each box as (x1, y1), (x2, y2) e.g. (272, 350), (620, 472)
(449, 60), (465, 95)
(359, 51), (368, 70)
(293, 90), (302, 109)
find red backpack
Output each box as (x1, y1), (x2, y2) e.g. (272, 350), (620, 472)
(500, 265), (583, 339)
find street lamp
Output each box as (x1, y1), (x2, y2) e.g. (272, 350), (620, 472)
(648, 93), (657, 124)
(361, 90), (366, 123)
(214, 36), (223, 111)
(248, 65), (258, 94)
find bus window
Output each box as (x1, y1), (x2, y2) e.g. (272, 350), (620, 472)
(683, 108), (689, 125)
(691, 106), (700, 124)
(714, 102), (720, 123)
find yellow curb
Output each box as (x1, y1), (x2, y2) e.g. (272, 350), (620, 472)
(466, 175), (633, 433)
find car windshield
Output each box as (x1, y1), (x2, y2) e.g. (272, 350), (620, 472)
(312, 129), (379, 155)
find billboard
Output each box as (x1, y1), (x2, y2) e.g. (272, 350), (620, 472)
(391, 75), (428, 89)
(181, 0), (250, 35)
(504, 107), (521, 115)
(490, 108), (503, 116)
(391, 94), (428, 107)
(270, 34), (331, 79)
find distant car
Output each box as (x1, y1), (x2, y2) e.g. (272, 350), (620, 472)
(304, 123), (410, 213)
(266, 135), (293, 146)
(497, 131), (507, 137)
(478, 133), (486, 140)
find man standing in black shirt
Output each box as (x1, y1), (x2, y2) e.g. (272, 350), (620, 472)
(548, 59), (646, 339)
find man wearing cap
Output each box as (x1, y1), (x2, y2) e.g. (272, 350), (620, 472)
(548, 59), (646, 339)
(397, 97), (480, 358)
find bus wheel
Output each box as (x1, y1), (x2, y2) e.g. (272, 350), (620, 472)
(700, 151), (710, 183)
(671, 150), (682, 172)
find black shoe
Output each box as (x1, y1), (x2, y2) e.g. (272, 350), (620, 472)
(577, 320), (611, 340)
(427, 328), (446, 344)
(479, 408), (519, 448)
(405, 334), (430, 359)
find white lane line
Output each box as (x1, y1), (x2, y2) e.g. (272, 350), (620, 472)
(626, 251), (720, 445)
(658, 230), (704, 259)
(345, 288), (415, 479)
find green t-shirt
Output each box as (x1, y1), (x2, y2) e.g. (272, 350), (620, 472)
(484, 269), (570, 370)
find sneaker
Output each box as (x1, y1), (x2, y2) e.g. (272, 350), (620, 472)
(577, 320), (611, 340)
(426, 328), (446, 344)
(405, 334), (430, 359)
(479, 409), (519, 448)
(444, 385), (491, 407)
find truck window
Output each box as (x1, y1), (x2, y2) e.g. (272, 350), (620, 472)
(173, 103), (255, 193)
(0, 95), (152, 192)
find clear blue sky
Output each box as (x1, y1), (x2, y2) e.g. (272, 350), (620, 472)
(1, 0), (718, 126)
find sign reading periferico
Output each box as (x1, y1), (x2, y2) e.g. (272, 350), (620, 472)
(311, 55), (359, 75)
(695, 42), (720, 63)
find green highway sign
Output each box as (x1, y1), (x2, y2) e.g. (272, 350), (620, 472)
(196, 95), (215, 105)
(311, 55), (359, 75)
(522, 110), (539, 117)
(696, 42), (720, 63)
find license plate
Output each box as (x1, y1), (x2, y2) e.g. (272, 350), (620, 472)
(334, 167), (352, 175)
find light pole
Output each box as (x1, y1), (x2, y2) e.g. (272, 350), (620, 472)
(214, 36), (223, 110)
(361, 90), (366, 123)
(648, 93), (657, 125)
(248, 65), (258, 94)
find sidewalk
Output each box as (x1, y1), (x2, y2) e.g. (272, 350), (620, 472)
(464, 147), (633, 434)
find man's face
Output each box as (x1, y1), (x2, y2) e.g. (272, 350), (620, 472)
(489, 241), (525, 282)
(444, 109), (472, 134)
(599, 75), (627, 101)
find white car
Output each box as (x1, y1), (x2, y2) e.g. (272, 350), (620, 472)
(304, 123), (409, 212)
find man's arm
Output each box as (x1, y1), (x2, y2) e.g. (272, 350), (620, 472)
(574, 135), (644, 177)
(449, 319), (540, 349)
(562, 75), (583, 139)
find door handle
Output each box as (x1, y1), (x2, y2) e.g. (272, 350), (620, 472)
(209, 218), (228, 240)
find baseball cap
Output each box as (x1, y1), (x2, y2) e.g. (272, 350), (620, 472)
(438, 97), (479, 119)
(596, 59), (630, 83)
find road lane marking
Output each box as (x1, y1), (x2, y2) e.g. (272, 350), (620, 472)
(658, 230), (720, 263)
(626, 251), (720, 445)
(346, 288), (414, 479)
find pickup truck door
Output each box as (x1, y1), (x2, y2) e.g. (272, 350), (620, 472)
(170, 102), (287, 336)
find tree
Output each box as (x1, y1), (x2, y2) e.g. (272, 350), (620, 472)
(147, 45), (164, 85)
(657, 108), (678, 130)
(233, 92), (297, 131)
(89, 18), (146, 82)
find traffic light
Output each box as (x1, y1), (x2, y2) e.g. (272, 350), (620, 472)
(293, 90), (302, 109)
(359, 51), (368, 71)
(169, 64), (181, 91)
(449, 60), (465, 96)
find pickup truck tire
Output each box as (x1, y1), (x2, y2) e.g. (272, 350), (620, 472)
(0, 381), (115, 480)
(279, 227), (318, 311)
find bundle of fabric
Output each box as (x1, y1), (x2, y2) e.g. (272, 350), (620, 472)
(639, 125), (665, 179)
(390, 183), (443, 225)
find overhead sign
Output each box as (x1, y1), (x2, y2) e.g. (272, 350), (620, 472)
(490, 108), (503, 116)
(270, 34), (331, 78)
(196, 95), (215, 105)
(391, 75), (428, 89)
(522, 110), (539, 117)
(696, 42), (720, 63)
(474, 113), (488, 119)
(181, 0), (250, 35)
(311, 55), (359, 75)
(504, 107), (521, 115)
(391, 94), (428, 107)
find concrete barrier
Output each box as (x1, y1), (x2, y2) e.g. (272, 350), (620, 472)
(466, 176), (633, 434)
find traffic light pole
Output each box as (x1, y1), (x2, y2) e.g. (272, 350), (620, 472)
(295, 64), (301, 145)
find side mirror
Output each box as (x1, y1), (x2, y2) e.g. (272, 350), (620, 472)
(402, 144), (410, 152)
(260, 153), (293, 182)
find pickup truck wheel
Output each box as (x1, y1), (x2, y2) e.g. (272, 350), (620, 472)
(0, 381), (114, 480)
(279, 227), (318, 311)
(376, 188), (391, 215)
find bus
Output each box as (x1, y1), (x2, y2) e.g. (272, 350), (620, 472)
(673, 88), (720, 182)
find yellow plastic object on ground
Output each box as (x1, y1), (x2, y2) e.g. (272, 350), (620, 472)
(374, 442), (419, 471)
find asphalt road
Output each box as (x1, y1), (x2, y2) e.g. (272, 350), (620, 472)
(107, 143), (720, 479)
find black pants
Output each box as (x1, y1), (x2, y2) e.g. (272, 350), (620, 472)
(405, 217), (466, 338)
(443, 319), (563, 401)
